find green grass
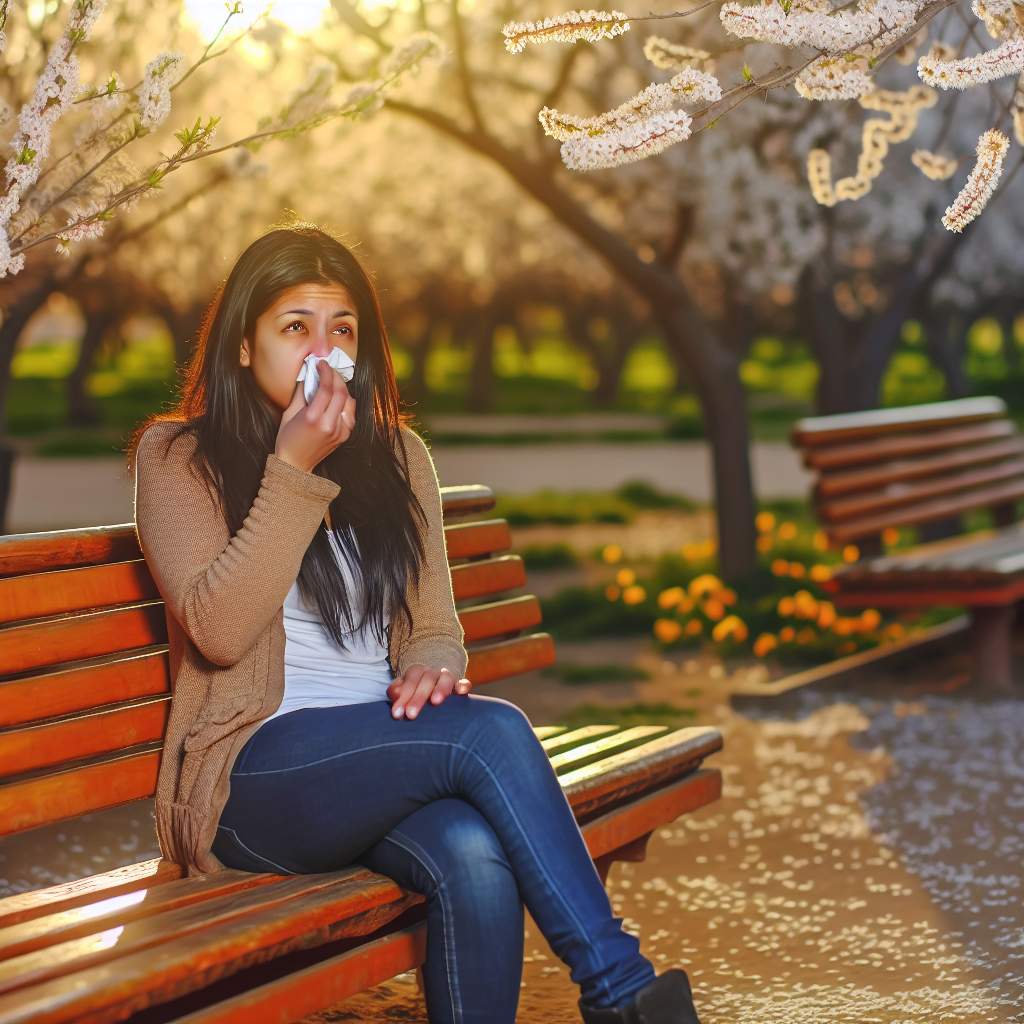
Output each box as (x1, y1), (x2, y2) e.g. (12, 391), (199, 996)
(540, 662), (654, 685)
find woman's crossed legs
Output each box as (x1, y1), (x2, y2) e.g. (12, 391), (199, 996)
(212, 693), (656, 1023)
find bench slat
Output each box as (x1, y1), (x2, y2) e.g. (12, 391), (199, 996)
(0, 698), (168, 777)
(549, 726), (669, 774)
(821, 477), (1024, 544)
(450, 555), (526, 601)
(563, 726), (724, 819)
(800, 420), (1014, 472)
(818, 457), (1024, 524)
(0, 650), (169, 729)
(815, 436), (1024, 499)
(0, 604), (166, 677)
(791, 396), (1007, 447)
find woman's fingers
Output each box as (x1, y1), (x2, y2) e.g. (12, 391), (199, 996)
(389, 666), (471, 719)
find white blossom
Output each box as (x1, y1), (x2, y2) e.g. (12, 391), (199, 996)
(643, 35), (715, 72)
(137, 52), (184, 130)
(720, 0), (920, 54)
(502, 9), (630, 55)
(941, 128), (1009, 232)
(918, 36), (1024, 89)
(911, 149), (958, 179)
(560, 108), (693, 170)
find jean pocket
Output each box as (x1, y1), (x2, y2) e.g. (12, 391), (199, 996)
(213, 824), (299, 875)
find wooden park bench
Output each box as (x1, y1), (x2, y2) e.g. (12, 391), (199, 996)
(791, 395), (1024, 690)
(0, 481), (723, 1023)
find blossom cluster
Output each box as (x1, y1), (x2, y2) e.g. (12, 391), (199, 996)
(795, 56), (875, 100)
(642, 34), (715, 72)
(918, 36), (1024, 89)
(560, 109), (694, 170)
(540, 67), (721, 170)
(719, 0), (919, 54)
(807, 84), (936, 204)
(137, 52), (184, 130)
(911, 148), (958, 179)
(501, 9), (630, 55)
(941, 128), (1010, 231)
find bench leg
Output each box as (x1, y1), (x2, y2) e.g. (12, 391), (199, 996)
(968, 604), (1017, 692)
(593, 830), (655, 885)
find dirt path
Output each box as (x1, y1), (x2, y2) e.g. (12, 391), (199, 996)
(320, 644), (1024, 1024)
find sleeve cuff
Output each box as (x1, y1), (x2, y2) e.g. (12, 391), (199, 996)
(264, 452), (342, 502)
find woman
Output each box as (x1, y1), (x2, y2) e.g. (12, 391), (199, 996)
(129, 224), (701, 1024)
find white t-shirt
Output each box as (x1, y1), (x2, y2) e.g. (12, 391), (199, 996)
(258, 524), (394, 728)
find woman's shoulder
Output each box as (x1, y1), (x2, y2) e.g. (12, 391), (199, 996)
(133, 419), (201, 480)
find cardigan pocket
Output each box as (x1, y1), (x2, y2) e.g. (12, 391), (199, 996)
(183, 631), (271, 752)
(182, 693), (255, 752)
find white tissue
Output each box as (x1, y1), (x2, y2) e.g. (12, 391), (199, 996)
(296, 346), (355, 403)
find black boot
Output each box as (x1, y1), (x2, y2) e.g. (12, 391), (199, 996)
(578, 968), (701, 1024)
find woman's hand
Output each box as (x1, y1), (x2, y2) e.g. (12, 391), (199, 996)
(387, 665), (473, 719)
(275, 364), (356, 474)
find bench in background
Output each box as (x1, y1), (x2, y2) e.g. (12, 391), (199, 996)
(791, 396), (1024, 691)
(0, 481), (723, 1024)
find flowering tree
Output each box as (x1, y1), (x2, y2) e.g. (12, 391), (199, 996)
(502, 1), (1024, 234)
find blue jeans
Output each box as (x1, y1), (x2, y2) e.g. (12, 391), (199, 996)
(211, 693), (656, 1023)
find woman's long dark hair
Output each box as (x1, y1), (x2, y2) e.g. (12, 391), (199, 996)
(127, 222), (428, 653)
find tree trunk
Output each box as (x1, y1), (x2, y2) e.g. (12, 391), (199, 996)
(67, 310), (116, 426)
(0, 282), (55, 535)
(660, 305), (758, 581)
(467, 308), (499, 414)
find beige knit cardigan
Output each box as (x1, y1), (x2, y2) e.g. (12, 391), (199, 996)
(132, 420), (469, 877)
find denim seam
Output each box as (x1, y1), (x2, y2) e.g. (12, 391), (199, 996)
(383, 830), (463, 1024)
(233, 736), (609, 1004)
(217, 824), (295, 875)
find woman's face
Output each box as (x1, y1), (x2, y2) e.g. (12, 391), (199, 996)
(240, 280), (359, 413)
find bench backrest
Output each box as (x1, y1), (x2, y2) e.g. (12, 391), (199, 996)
(791, 396), (1024, 554)
(0, 485), (555, 837)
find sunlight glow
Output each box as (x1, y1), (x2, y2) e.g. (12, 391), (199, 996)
(182, 0), (331, 41)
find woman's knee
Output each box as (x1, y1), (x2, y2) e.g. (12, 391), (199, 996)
(387, 798), (520, 902)
(458, 694), (539, 753)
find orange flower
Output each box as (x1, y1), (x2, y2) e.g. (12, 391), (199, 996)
(771, 559), (790, 576)
(622, 584), (646, 605)
(602, 544), (623, 564)
(859, 608), (881, 630)
(788, 562), (806, 579)
(712, 615), (749, 643)
(657, 586), (687, 609)
(616, 568), (636, 587)
(753, 633), (778, 657)
(654, 618), (683, 643)
(842, 544), (860, 563)
(757, 535), (774, 553)
(689, 573), (724, 598)
(778, 522), (798, 541)
(777, 595), (796, 616)
(684, 618), (704, 636)
(755, 511), (776, 533)
(779, 625), (796, 642)
(817, 601), (837, 628)
(702, 597), (726, 621)
(605, 584), (621, 601)
(809, 564), (832, 582)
